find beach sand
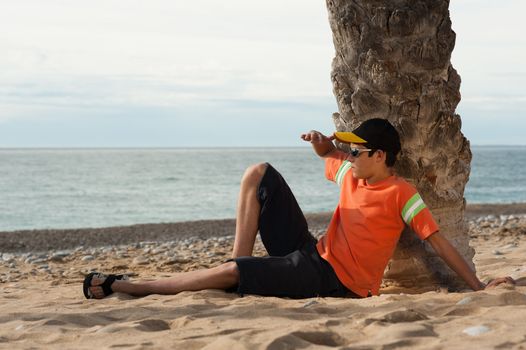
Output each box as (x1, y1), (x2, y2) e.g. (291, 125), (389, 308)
(1, 203), (526, 349)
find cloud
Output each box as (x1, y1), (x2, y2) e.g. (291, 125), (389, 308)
(460, 95), (526, 111)
(1, 1), (525, 146)
(0, 97), (338, 147)
(0, 0), (335, 125)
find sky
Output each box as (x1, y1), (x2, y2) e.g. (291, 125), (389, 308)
(0, 0), (525, 147)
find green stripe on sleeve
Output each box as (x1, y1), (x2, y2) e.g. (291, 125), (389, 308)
(402, 193), (421, 218)
(334, 161), (351, 186)
(402, 193), (426, 224)
(405, 201), (427, 224)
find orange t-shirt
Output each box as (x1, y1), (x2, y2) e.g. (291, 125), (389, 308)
(316, 151), (439, 297)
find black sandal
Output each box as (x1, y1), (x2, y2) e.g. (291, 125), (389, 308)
(83, 272), (128, 299)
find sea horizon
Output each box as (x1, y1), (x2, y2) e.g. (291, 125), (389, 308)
(2, 144), (526, 150)
(1, 146), (525, 232)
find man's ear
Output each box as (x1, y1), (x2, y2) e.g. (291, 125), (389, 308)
(375, 150), (387, 163)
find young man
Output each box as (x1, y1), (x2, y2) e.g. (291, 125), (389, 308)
(84, 118), (513, 299)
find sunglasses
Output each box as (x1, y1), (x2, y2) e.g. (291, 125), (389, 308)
(349, 147), (373, 157)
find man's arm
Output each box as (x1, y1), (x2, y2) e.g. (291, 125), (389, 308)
(426, 231), (515, 290)
(300, 130), (336, 157)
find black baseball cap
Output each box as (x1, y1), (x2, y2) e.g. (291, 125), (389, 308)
(333, 118), (401, 155)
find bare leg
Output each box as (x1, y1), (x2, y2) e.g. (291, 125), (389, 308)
(87, 164), (267, 299)
(231, 163), (267, 258)
(88, 262), (239, 298)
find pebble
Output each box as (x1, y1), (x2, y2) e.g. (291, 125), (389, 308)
(1, 253), (15, 262)
(30, 258), (47, 265)
(139, 241), (157, 247)
(177, 256), (192, 263)
(1, 213), (522, 287)
(49, 251), (70, 262)
(49, 256), (63, 262)
(151, 248), (167, 255)
(462, 325), (490, 336)
(162, 259), (177, 266)
(133, 256), (150, 265)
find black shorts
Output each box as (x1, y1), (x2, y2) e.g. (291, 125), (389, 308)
(232, 163), (357, 298)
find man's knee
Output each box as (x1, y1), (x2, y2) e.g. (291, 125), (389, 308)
(221, 261), (240, 284)
(241, 163), (268, 187)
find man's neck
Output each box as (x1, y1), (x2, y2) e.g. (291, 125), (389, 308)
(365, 168), (394, 185)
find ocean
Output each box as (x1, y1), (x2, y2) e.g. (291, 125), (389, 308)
(1, 146), (525, 232)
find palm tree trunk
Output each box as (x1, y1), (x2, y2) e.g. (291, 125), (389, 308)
(325, 0), (474, 290)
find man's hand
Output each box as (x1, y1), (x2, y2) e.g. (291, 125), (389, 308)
(484, 276), (516, 289)
(426, 232), (517, 291)
(300, 130), (336, 157)
(300, 130), (335, 144)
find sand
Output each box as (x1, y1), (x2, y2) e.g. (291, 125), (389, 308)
(1, 204), (526, 349)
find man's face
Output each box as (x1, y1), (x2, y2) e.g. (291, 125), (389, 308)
(348, 143), (376, 179)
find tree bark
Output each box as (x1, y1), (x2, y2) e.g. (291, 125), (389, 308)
(325, 0), (474, 290)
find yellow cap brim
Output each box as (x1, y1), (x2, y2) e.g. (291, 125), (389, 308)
(333, 132), (367, 144)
